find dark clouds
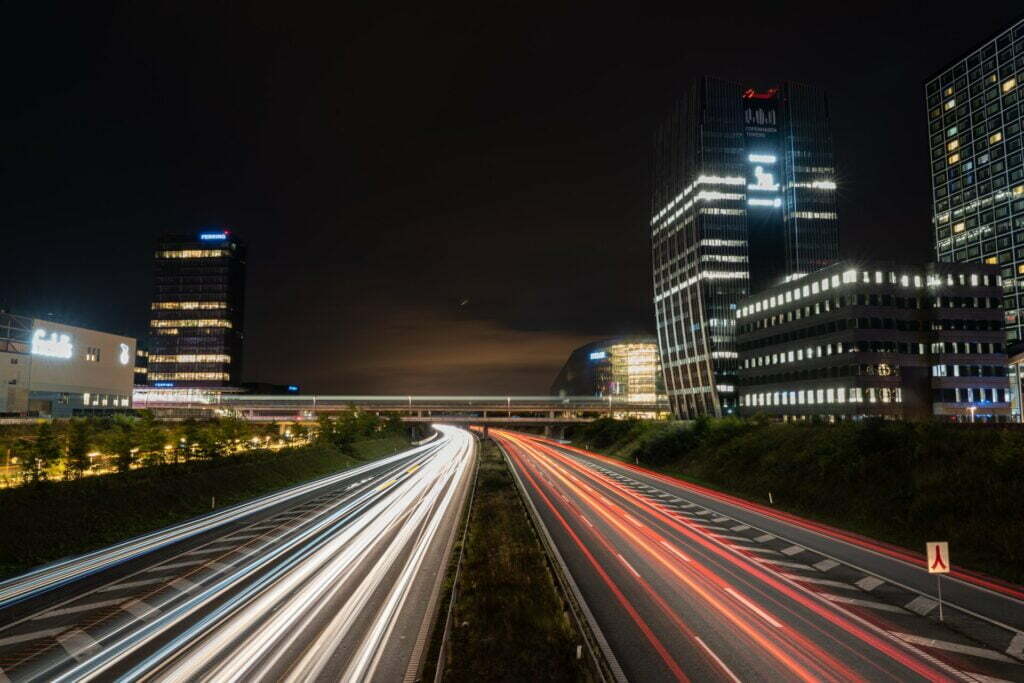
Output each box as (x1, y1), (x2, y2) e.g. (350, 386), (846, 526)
(2, 2), (1021, 392)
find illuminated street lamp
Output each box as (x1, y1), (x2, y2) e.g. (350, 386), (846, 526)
(968, 406), (977, 423)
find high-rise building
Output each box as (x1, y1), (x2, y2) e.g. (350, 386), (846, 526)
(651, 78), (840, 419)
(927, 18), (1024, 345)
(146, 229), (247, 388)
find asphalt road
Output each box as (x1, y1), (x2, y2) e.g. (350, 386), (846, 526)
(494, 429), (1024, 682)
(0, 425), (476, 682)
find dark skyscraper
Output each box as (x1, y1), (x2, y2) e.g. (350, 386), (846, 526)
(651, 77), (840, 419)
(927, 18), (1024, 343)
(147, 230), (247, 388)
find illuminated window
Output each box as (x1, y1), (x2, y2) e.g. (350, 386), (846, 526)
(985, 256), (998, 264)
(1017, 264), (1024, 275)
(155, 249), (230, 259)
(148, 372), (231, 381)
(1014, 185), (1024, 195)
(149, 354), (231, 363)
(953, 222), (966, 233)
(943, 99), (955, 110)
(947, 153), (960, 165)
(989, 132), (1002, 144)
(946, 126), (957, 138)
(946, 139), (959, 151)
(1003, 78), (1017, 93)
(150, 319), (232, 328)
(152, 301), (228, 310)
(944, 87), (953, 96)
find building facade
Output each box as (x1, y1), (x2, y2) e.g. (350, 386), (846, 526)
(735, 261), (1010, 421)
(147, 230), (247, 388)
(551, 336), (666, 405)
(928, 18), (1024, 343)
(652, 77), (840, 419)
(0, 312), (135, 416)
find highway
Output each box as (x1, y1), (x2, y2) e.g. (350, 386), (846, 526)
(0, 425), (475, 682)
(493, 429), (1024, 682)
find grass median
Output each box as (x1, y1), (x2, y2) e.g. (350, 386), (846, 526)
(0, 436), (409, 581)
(430, 439), (592, 682)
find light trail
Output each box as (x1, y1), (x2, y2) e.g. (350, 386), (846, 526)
(0, 426), (475, 683)
(495, 429), (964, 682)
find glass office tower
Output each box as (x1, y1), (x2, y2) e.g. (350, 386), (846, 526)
(927, 18), (1024, 343)
(147, 230), (247, 388)
(651, 77), (840, 418)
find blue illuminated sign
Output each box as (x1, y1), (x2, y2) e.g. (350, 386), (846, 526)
(287, 385), (299, 392)
(199, 231), (228, 241)
(154, 381), (175, 388)
(589, 351), (607, 360)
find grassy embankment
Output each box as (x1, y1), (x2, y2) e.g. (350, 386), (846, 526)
(427, 439), (593, 682)
(571, 418), (1024, 585)
(0, 436), (408, 581)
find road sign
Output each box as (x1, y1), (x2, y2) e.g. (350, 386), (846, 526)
(926, 542), (950, 574)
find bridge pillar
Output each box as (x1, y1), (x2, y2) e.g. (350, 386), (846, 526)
(481, 425), (489, 439)
(544, 424), (565, 440)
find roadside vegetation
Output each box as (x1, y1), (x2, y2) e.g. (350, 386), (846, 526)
(0, 412), (410, 580)
(570, 417), (1024, 585)
(431, 439), (592, 682)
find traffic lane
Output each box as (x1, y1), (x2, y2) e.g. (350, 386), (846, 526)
(553, 442), (1024, 633)
(501, 434), (951, 682)
(0, 438), (463, 682)
(0, 444), (437, 613)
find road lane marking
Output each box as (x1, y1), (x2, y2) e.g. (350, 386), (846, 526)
(711, 516), (730, 523)
(693, 636), (742, 683)
(660, 540), (691, 563)
(734, 545), (779, 555)
(96, 577), (165, 592)
(754, 533), (775, 543)
(904, 595), (938, 616)
(730, 524), (750, 531)
(712, 534), (758, 542)
(890, 632), (1017, 664)
(579, 515), (594, 528)
(31, 598), (124, 619)
(783, 574), (860, 590)
(122, 599), (160, 621)
(168, 578), (196, 593)
(616, 554), (641, 579)
(55, 628), (101, 662)
(855, 576), (885, 592)
(753, 557), (810, 570)
(780, 545), (805, 556)
(0, 628), (62, 648)
(725, 588), (782, 628)
(813, 559), (839, 572)
(1007, 632), (1024, 658)
(147, 560), (203, 572)
(822, 594), (906, 613)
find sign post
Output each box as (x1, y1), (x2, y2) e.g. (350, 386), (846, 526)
(926, 542), (950, 621)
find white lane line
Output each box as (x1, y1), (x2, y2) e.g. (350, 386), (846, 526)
(695, 510), (712, 516)
(725, 588), (783, 628)
(822, 594), (906, 613)
(147, 560), (203, 572)
(780, 545), (805, 556)
(855, 576), (885, 592)
(55, 628), (101, 662)
(168, 578), (196, 593)
(735, 546), (779, 555)
(783, 574), (861, 590)
(694, 636), (742, 683)
(711, 534), (754, 542)
(122, 599), (160, 621)
(623, 513), (643, 528)
(904, 595), (938, 616)
(617, 554), (642, 579)
(96, 577), (165, 592)
(753, 557), (810, 570)
(890, 632), (1018, 664)
(754, 533), (775, 543)
(184, 546), (228, 557)
(31, 598), (124, 619)
(660, 540), (691, 562)
(0, 628), (62, 648)
(579, 515), (594, 528)
(731, 524), (750, 531)
(813, 559), (839, 572)
(1007, 631), (1024, 658)
(0, 666), (10, 682)
(711, 516), (730, 523)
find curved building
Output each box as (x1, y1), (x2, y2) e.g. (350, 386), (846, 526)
(551, 336), (666, 404)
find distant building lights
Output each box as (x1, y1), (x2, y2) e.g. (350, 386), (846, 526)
(154, 381), (175, 388)
(199, 231), (228, 241)
(748, 153), (777, 164)
(589, 351), (607, 360)
(747, 197), (782, 208)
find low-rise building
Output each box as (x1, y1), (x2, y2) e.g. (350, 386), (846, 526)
(552, 336), (667, 406)
(0, 312), (136, 417)
(735, 261), (1010, 421)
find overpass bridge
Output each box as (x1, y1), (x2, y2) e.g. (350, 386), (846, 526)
(133, 394), (671, 435)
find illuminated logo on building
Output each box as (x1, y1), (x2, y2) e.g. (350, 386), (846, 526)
(749, 166), (779, 192)
(119, 343), (131, 365)
(154, 381), (175, 388)
(199, 231), (228, 241)
(589, 351), (607, 360)
(288, 385), (300, 392)
(31, 329), (73, 359)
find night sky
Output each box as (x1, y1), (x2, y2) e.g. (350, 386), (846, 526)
(3, 3), (1022, 394)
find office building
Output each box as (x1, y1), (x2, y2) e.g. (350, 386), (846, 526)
(0, 312), (135, 416)
(551, 336), (667, 405)
(652, 77), (840, 419)
(134, 347), (149, 386)
(928, 18), (1024, 343)
(147, 230), (247, 388)
(735, 261), (1010, 421)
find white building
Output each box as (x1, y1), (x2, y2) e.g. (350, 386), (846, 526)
(1, 313), (136, 417)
